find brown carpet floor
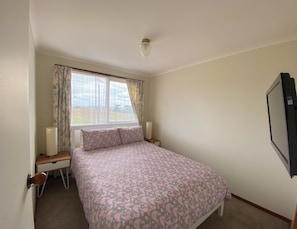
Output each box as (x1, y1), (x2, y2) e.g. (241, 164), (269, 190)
(35, 176), (290, 229)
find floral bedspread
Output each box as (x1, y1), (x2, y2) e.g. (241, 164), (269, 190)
(71, 141), (231, 229)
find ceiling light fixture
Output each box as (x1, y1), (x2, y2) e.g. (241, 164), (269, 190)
(139, 38), (151, 58)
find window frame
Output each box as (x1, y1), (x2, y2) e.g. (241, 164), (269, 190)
(70, 69), (138, 128)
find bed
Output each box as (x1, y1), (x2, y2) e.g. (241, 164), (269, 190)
(71, 126), (231, 229)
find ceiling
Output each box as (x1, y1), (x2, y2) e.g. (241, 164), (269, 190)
(30, 0), (297, 77)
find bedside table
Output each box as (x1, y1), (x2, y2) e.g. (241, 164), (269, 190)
(146, 138), (161, 146)
(36, 151), (71, 197)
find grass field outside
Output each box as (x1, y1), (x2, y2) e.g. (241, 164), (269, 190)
(71, 107), (135, 125)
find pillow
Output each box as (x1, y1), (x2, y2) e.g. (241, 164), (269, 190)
(81, 128), (121, 151)
(118, 126), (144, 144)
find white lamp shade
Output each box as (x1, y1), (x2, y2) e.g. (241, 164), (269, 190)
(145, 121), (152, 140)
(46, 127), (58, 156)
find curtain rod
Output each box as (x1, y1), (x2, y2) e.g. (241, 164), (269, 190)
(54, 64), (144, 82)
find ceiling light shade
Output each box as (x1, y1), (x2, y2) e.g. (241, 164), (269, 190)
(139, 38), (151, 57)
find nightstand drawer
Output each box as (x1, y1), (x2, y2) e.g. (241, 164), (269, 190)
(37, 160), (70, 172)
(154, 141), (161, 146)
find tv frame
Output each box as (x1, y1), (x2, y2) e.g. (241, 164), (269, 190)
(266, 72), (297, 177)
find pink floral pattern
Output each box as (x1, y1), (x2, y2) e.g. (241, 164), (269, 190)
(118, 126), (144, 144)
(81, 128), (121, 151)
(72, 141), (231, 229)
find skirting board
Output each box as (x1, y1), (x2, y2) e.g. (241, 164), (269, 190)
(232, 193), (291, 223)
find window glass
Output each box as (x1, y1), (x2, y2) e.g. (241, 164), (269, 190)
(71, 70), (136, 126)
(109, 81), (136, 122)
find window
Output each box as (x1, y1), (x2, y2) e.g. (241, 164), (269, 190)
(71, 70), (137, 126)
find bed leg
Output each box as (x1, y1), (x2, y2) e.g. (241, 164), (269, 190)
(217, 201), (224, 217)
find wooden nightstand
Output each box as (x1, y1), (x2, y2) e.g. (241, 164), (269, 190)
(36, 151), (71, 197)
(146, 138), (161, 146)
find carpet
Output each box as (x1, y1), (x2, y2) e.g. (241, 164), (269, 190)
(35, 176), (290, 229)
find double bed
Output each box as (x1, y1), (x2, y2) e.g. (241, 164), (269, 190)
(71, 126), (231, 229)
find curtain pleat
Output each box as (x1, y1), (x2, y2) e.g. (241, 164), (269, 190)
(126, 79), (144, 125)
(53, 65), (71, 152)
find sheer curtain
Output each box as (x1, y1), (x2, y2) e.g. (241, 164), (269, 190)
(71, 71), (107, 125)
(126, 79), (144, 125)
(53, 65), (72, 152)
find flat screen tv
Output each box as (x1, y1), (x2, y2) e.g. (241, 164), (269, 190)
(266, 73), (297, 177)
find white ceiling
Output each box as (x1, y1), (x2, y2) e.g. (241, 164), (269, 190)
(30, 0), (297, 77)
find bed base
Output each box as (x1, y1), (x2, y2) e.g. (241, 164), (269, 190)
(189, 200), (224, 229)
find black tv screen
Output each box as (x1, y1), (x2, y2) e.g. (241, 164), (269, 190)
(266, 73), (297, 177)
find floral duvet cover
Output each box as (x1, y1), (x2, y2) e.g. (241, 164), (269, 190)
(71, 141), (231, 229)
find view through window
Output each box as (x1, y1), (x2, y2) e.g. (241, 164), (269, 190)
(71, 70), (137, 126)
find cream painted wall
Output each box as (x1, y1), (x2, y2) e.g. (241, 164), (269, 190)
(148, 40), (297, 219)
(0, 0), (35, 228)
(36, 53), (149, 154)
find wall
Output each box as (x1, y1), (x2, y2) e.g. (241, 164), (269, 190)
(148, 40), (297, 219)
(36, 53), (149, 154)
(0, 0), (35, 228)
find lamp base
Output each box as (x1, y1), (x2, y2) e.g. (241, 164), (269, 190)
(46, 152), (58, 157)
